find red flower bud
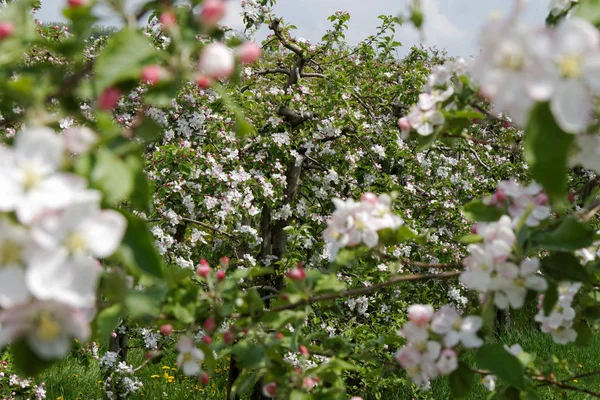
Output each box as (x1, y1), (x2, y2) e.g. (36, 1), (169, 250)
(0, 23), (13, 40)
(203, 317), (217, 332)
(202, 335), (213, 345)
(200, 373), (210, 385)
(197, 259), (211, 278)
(200, 0), (226, 26)
(276, 332), (284, 340)
(223, 330), (234, 344)
(287, 265), (306, 281)
(195, 75), (212, 89)
(160, 324), (173, 336)
(219, 256), (230, 268)
(98, 87), (121, 111)
(217, 270), (226, 281)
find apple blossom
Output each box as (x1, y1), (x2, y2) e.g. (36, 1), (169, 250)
(62, 126), (98, 155)
(198, 43), (235, 79)
(176, 336), (204, 376)
(430, 305), (483, 348)
(407, 304), (434, 326)
(140, 65), (163, 85)
(491, 258), (547, 309)
(262, 382), (278, 397)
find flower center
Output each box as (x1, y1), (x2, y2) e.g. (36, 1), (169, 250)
(22, 165), (42, 191)
(452, 318), (463, 331)
(559, 55), (582, 79)
(0, 240), (22, 265)
(501, 47), (525, 71)
(65, 232), (87, 253)
(34, 311), (61, 343)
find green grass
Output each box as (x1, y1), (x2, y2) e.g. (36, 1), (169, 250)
(33, 308), (600, 399)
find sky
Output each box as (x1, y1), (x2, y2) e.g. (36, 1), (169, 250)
(36, 0), (549, 58)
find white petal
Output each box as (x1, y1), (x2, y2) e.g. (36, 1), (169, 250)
(28, 334), (72, 360)
(550, 80), (592, 134)
(81, 210), (127, 258)
(0, 267), (30, 308)
(15, 127), (64, 171)
(583, 52), (600, 93)
(556, 18), (600, 55)
(182, 359), (200, 376)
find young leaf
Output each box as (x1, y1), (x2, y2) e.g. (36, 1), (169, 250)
(449, 362), (474, 398)
(118, 212), (163, 278)
(463, 199), (503, 222)
(540, 252), (590, 282)
(530, 217), (594, 251)
(476, 344), (524, 388)
(524, 102), (574, 200)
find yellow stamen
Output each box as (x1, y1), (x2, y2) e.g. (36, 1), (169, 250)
(35, 311), (61, 342)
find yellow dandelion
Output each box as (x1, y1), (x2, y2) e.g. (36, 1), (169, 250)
(579, 364), (583, 368)
(164, 372), (169, 379)
(215, 369), (222, 373)
(162, 366), (170, 370)
(171, 367), (177, 371)
(57, 397), (64, 400)
(574, 379), (579, 383)
(97, 380), (103, 384)
(73, 374), (78, 377)
(151, 375), (160, 379)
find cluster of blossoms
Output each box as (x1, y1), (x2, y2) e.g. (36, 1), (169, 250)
(485, 180), (550, 228)
(461, 215), (548, 309)
(535, 282), (581, 344)
(0, 127), (127, 359)
(395, 305), (483, 389)
(0, 362), (46, 399)
(101, 361), (143, 400)
(323, 193), (404, 261)
(472, 6), (600, 134)
(398, 58), (468, 136)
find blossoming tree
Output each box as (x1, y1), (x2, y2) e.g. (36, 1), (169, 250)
(1, 0), (600, 399)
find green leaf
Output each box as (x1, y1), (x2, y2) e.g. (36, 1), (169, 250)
(290, 390), (311, 400)
(575, 0), (600, 25)
(476, 344), (524, 388)
(230, 370), (258, 399)
(449, 362), (474, 398)
(125, 155), (151, 210)
(90, 148), (134, 205)
(574, 321), (592, 346)
(94, 29), (157, 92)
(524, 102), (574, 200)
(118, 212), (163, 278)
(530, 217), (595, 251)
(460, 234), (483, 244)
(314, 274), (346, 293)
(125, 291), (160, 319)
(542, 281), (559, 315)
(134, 117), (163, 141)
(540, 252), (590, 282)
(463, 199), (503, 222)
(232, 341), (266, 369)
(95, 304), (123, 343)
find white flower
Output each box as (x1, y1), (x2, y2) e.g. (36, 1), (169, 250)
(400, 321), (429, 344)
(572, 133), (600, 173)
(482, 375), (496, 391)
(430, 305), (483, 348)
(436, 349), (458, 375)
(198, 43), (235, 79)
(406, 106), (445, 136)
(460, 244), (495, 292)
(536, 18), (600, 133)
(504, 343), (523, 357)
(0, 219), (34, 308)
(0, 127), (87, 224)
(491, 258), (547, 309)
(477, 215), (515, 262)
(176, 337), (204, 376)
(0, 301), (90, 360)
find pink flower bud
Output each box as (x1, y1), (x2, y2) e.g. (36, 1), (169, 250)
(263, 382), (278, 398)
(471, 225), (478, 234)
(299, 345), (309, 357)
(203, 317), (217, 332)
(200, 0), (227, 26)
(568, 193), (576, 203)
(302, 377), (315, 390)
(276, 332), (284, 340)
(535, 193), (548, 206)
(407, 304), (433, 326)
(159, 11), (177, 28)
(141, 65), (163, 85)
(67, 0), (85, 7)
(494, 188), (507, 203)
(361, 192), (379, 204)
(287, 265), (306, 281)
(202, 335), (212, 344)
(238, 42), (262, 64)
(197, 259), (211, 278)
(160, 324), (173, 336)
(98, 87), (121, 111)
(219, 256), (230, 268)
(111, 332), (117, 338)
(198, 42), (235, 79)
(397, 117), (411, 132)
